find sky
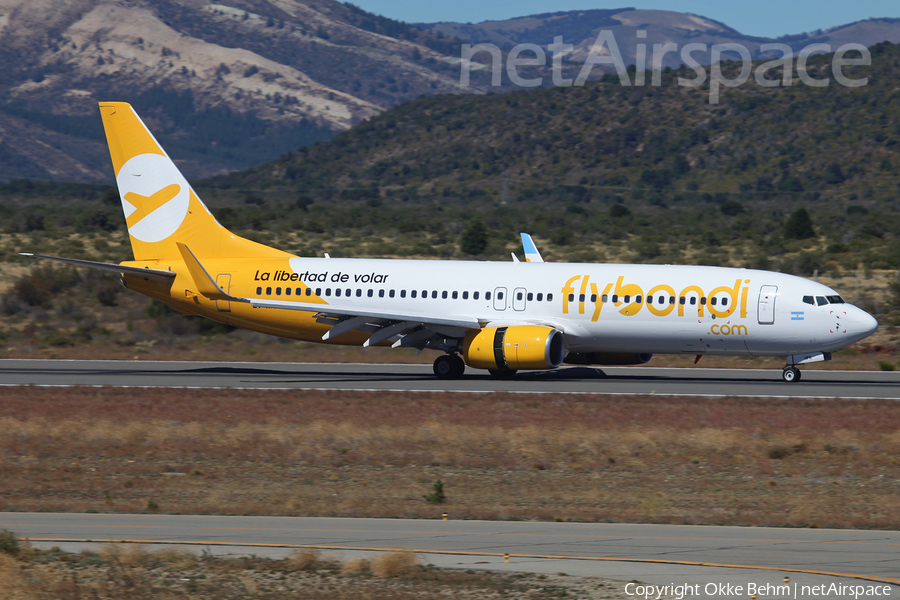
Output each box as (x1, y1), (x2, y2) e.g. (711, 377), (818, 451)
(347, 0), (900, 39)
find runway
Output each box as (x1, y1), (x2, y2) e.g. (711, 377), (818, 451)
(2, 513), (898, 592)
(1, 359), (899, 398)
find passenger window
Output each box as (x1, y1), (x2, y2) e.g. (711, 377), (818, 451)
(647, 295), (653, 304)
(579, 294), (585, 302)
(547, 293), (553, 301)
(305, 288), (312, 296)
(710, 297), (717, 306)
(315, 288), (321, 296)
(335, 288), (341, 297)
(568, 293), (575, 302)
(590, 294), (596, 302)
(367, 289), (373, 297)
(452, 291), (458, 299)
(721, 298), (728, 306)
(536, 293), (543, 301)
(486, 292), (491, 300)
(346, 289), (351, 297)
(679, 297), (685, 305)
(699, 297), (706, 305)
(389, 290), (395, 298)
(802, 296), (814, 305)
(276, 287), (282, 296)
(624, 295), (630, 303)
(612, 294), (619, 302)
(400, 290), (406, 298)
(379, 290), (385, 298)
(356, 289), (362, 297)
(286, 288), (291, 296)
(602, 294), (608, 302)
(690, 297), (696, 305)
(527, 292), (533, 301)
(266, 287), (272, 295)
(635, 295), (642, 303)
(517, 292), (523, 301)
(474, 291), (480, 300)
(669, 297), (675, 305)
(498, 291), (504, 300)
(432, 291), (438, 299)
(256, 286), (262, 295)
(325, 288), (331, 296)
(411, 290), (417, 298)
(441, 291), (448, 299)
(816, 296), (827, 306)
(463, 291), (468, 300)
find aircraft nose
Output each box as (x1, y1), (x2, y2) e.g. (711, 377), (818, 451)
(853, 308), (879, 336)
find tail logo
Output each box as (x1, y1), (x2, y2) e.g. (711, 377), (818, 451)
(116, 153), (191, 243)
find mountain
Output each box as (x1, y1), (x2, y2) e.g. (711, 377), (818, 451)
(421, 9), (900, 67)
(1, 1), (899, 183)
(0, 0), (488, 181)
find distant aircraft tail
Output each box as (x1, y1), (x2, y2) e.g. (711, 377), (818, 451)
(98, 102), (286, 262)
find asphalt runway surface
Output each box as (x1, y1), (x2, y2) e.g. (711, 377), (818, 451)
(1, 359), (899, 398)
(2, 514), (898, 593)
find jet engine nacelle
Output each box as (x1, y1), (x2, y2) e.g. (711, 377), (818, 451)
(564, 352), (653, 366)
(463, 326), (565, 370)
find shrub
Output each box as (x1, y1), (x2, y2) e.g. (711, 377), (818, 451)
(287, 549), (320, 571)
(0, 529), (20, 557)
(341, 557), (370, 574)
(878, 361), (895, 372)
(423, 479), (446, 504)
(767, 446), (790, 460)
(459, 220), (487, 255)
(371, 550), (417, 577)
(784, 208), (815, 240)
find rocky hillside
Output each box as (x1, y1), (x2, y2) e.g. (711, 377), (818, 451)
(0, 0), (486, 181)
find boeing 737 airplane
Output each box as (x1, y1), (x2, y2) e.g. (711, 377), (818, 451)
(22, 103), (879, 382)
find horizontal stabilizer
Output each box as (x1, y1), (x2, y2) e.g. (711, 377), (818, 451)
(19, 253), (176, 280)
(176, 243), (247, 303)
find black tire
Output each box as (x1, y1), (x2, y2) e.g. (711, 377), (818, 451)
(488, 369), (518, 379)
(782, 367), (800, 383)
(433, 355), (455, 379)
(450, 355), (466, 378)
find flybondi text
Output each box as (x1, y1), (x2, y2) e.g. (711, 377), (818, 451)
(459, 31), (870, 104)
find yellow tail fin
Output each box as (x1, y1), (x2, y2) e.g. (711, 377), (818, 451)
(99, 102), (288, 262)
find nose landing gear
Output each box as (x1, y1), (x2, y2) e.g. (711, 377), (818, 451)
(782, 366), (802, 382)
(433, 354), (466, 380)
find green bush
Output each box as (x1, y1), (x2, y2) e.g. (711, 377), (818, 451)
(878, 361), (896, 372)
(423, 479), (446, 504)
(0, 528), (20, 556)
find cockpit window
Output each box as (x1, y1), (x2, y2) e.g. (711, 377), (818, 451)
(816, 296), (827, 306)
(826, 295), (845, 304)
(802, 296), (814, 305)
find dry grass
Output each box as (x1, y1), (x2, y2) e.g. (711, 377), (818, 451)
(287, 549), (321, 571)
(0, 544), (630, 599)
(2, 387), (900, 527)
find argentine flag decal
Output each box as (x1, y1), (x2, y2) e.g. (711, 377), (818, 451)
(791, 311), (805, 321)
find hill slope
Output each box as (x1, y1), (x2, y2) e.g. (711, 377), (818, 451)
(0, 0), (484, 180)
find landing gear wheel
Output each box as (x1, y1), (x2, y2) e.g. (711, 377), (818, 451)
(782, 367), (801, 383)
(450, 355), (465, 379)
(434, 355), (464, 380)
(488, 369), (518, 379)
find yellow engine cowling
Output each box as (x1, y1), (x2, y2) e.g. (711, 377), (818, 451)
(463, 326), (566, 370)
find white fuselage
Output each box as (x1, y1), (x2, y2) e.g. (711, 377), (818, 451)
(249, 257), (878, 357)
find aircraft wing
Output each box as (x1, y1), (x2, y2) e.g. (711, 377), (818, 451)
(19, 253), (176, 280)
(520, 233), (544, 263)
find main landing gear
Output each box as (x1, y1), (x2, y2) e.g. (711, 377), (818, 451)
(782, 366), (802, 383)
(433, 354), (465, 380)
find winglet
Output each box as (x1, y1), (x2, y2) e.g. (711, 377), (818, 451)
(520, 233), (544, 263)
(176, 242), (246, 302)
